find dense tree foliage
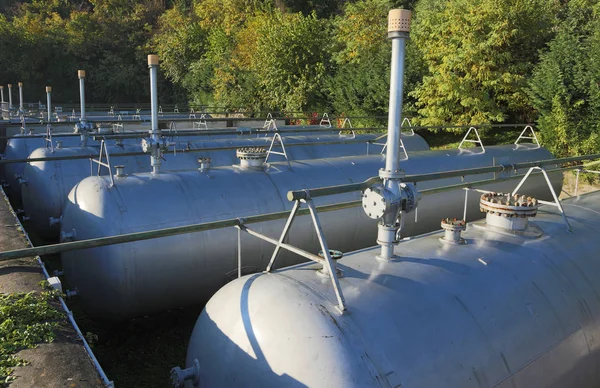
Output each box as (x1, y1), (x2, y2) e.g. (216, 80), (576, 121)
(0, 0), (597, 155)
(410, 0), (559, 130)
(527, 0), (600, 157)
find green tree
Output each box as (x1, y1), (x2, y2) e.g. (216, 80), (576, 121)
(528, 0), (600, 156)
(327, 0), (425, 127)
(411, 0), (560, 130)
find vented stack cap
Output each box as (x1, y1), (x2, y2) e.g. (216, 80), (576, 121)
(148, 54), (159, 66)
(78, 70), (86, 78)
(46, 86), (52, 93)
(388, 9), (411, 34)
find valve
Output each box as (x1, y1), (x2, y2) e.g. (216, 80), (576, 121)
(171, 359), (200, 387)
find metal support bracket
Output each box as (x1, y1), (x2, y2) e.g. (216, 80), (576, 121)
(44, 124), (54, 153)
(263, 112), (274, 129)
(512, 166), (571, 231)
(133, 108), (141, 120)
(90, 140), (115, 186)
(400, 117), (415, 135)
(459, 127), (485, 153)
(514, 125), (540, 148)
(193, 114), (208, 130)
(375, 134), (409, 160)
(320, 113), (332, 128)
(189, 108), (196, 119)
(338, 117), (355, 138)
(264, 195), (346, 311)
(265, 133), (292, 169)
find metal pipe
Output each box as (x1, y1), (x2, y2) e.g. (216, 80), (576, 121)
(385, 21), (408, 173)
(7, 84), (12, 108)
(0, 137), (381, 165)
(0, 85), (4, 103)
(287, 153), (600, 201)
(18, 82), (23, 111)
(0, 164), (584, 262)
(0, 200), (360, 261)
(148, 54), (161, 174)
(46, 86), (52, 122)
(78, 70), (86, 122)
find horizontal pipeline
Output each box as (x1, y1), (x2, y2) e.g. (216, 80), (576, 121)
(286, 153), (600, 201)
(0, 137), (382, 165)
(0, 126), (379, 141)
(0, 167), (584, 262)
(0, 201), (360, 261)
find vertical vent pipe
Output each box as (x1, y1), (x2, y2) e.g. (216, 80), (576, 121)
(78, 70), (86, 123)
(148, 54), (161, 174)
(46, 86), (52, 123)
(18, 82), (23, 111)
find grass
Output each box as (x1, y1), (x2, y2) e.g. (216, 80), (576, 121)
(0, 290), (63, 386)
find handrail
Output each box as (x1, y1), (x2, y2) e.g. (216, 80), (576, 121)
(0, 136), (385, 165)
(286, 153), (600, 201)
(0, 163), (588, 263)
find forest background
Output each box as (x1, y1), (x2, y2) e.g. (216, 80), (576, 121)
(0, 0), (599, 157)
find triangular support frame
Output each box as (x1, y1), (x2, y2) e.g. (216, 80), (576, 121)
(44, 124), (55, 153)
(89, 140), (115, 186)
(263, 112), (274, 129)
(338, 117), (355, 138)
(512, 166), (571, 232)
(189, 108), (196, 119)
(320, 113), (332, 128)
(263, 195), (346, 312)
(514, 125), (540, 148)
(265, 133), (292, 169)
(193, 114), (208, 130)
(133, 108), (141, 120)
(458, 126), (485, 153)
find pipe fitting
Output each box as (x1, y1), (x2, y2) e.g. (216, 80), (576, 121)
(440, 218), (466, 244)
(171, 359), (200, 388)
(316, 249), (344, 278)
(115, 165), (126, 177)
(198, 157), (211, 172)
(49, 216), (62, 226)
(60, 229), (76, 243)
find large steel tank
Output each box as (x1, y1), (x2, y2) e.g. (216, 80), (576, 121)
(183, 190), (600, 388)
(21, 132), (428, 240)
(60, 144), (562, 320)
(2, 134), (85, 200)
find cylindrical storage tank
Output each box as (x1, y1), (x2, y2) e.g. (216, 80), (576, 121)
(60, 144), (562, 321)
(21, 132), (428, 240)
(184, 191), (600, 388)
(2, 134), (84, 200)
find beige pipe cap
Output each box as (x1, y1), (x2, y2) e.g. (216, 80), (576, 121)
(78, 70), (86, 78)
(388, 9), (411, 33)
(0, 86), (3, 90)
(7, 84), (12, 88)
(18, 82), (23, 87)
(46, 86), (52, 92)
(148, 54), (159, 66)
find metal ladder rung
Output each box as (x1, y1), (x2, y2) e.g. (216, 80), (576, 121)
(267, 151), (286, 156)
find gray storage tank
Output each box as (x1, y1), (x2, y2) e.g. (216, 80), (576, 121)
(21, 132), (428, 240)
(60, 144), (561, 320)
(182, 190), (600, 388)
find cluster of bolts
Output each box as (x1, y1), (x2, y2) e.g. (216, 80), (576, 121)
(441, 218), (466, 229)
(480, 192), (538, 218)
(236, 147), (267, 159)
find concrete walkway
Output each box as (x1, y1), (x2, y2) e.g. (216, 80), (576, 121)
(0, 187), (105, 387)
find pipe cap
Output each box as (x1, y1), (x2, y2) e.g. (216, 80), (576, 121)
(7, 84), (12, 88)
(148, 54), (159, 66)
(18, 82), (23, 87)
(78, 70), (86, 78)
(46, 86), (52, 92)
(388, 9), (411, 33)
(0, 86), (3, 90)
